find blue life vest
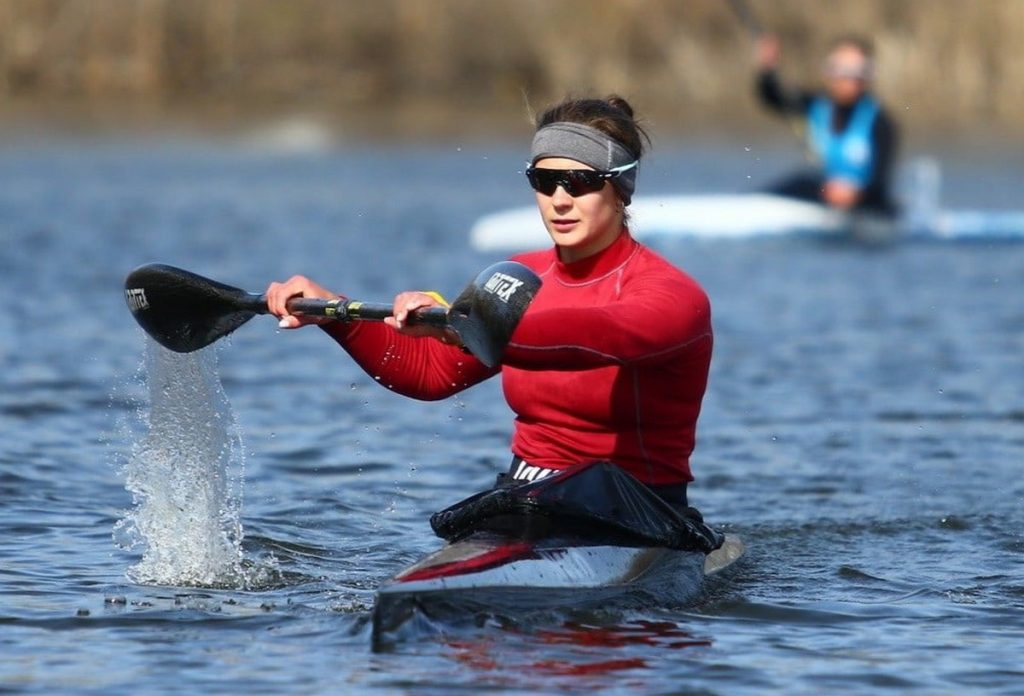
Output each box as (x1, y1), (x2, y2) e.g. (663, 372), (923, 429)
(807, 95), (880, 187)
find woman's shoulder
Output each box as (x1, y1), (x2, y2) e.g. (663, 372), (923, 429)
(632, 244), (707, 294)
(509, 248), (556, 272)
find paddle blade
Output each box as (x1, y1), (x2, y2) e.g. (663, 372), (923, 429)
(448, 261), (542, 367)
(124, 264), (266, 353)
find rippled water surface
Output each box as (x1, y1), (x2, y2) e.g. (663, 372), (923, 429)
(1, 139), (1022, 694)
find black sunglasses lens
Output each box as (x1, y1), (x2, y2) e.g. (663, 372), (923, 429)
(565, 170), (606, 195)
(526, 169), (606, 196)
(526, 168), (557, 195)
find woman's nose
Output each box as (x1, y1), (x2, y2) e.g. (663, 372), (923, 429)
(551, 185), (574, 208)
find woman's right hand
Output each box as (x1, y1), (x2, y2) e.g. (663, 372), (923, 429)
(265, 275), (340, 329)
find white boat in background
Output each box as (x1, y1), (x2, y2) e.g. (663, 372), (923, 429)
(469, 158), (1024, 252)
(471, 193), (852, 251)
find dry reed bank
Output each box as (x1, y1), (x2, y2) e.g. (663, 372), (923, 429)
(1, 0), (1021, 139)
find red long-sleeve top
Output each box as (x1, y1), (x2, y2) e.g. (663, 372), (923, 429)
(322, 231), (712, 485)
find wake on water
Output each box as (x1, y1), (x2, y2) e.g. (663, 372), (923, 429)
(114, 341), (280, 589)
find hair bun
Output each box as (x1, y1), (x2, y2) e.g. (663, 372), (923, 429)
(605, 95), (634, 119)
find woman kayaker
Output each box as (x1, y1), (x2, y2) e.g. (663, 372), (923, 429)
(754, 34), (899, 215)
(266, 96), (712, 508)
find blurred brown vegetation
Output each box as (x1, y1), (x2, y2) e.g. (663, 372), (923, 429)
(1, 0), (1022, 139)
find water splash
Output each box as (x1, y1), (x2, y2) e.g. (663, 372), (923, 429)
(114, 340), (273, 588)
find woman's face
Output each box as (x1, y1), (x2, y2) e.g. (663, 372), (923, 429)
(532, 157), (624, 263)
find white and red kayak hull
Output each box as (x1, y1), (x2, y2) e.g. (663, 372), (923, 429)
(371, 532), (744, 643)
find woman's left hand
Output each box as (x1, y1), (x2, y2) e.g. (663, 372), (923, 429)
(385, 292), (462, 346)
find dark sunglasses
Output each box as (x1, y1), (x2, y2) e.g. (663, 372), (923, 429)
(525, 161), (637, 197)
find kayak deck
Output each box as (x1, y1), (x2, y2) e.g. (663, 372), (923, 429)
(371, 533), (744, 646)
(705, 534), (745, 575)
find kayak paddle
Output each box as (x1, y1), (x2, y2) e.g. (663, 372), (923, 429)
(725, 0), (764, 38)
(123, 261), (541, 367)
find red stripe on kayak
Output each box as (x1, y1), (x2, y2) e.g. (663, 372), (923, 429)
(396, 542), (537, 582)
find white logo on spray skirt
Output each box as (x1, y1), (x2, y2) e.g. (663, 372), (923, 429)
(125, 288), (150, 311)
(483, 272), (524, 303)
(512, 459), (557, 482)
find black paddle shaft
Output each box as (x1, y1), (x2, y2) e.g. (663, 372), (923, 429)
(123, 261), (540, 367)
(725, 0), (764, 37)
(280, 297), (449, 325)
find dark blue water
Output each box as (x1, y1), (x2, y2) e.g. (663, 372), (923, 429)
(1, 137), (1022, 694)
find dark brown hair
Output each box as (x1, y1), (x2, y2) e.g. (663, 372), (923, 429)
(535, 95), (649, 162)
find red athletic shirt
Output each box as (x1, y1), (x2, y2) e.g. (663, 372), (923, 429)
(322, 231), (712, 485)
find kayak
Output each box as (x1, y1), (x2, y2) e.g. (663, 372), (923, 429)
(469, 193), (897, 251)
(371, 532), (744, 645)
(370, 461), (744, 646)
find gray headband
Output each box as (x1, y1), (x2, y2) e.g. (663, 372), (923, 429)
(530, 122), (638, 205)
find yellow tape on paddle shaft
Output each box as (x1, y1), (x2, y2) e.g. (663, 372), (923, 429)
(420, 291), (450, 308)
(345, 292), (447, 319)
(418, 291), (464, 348)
